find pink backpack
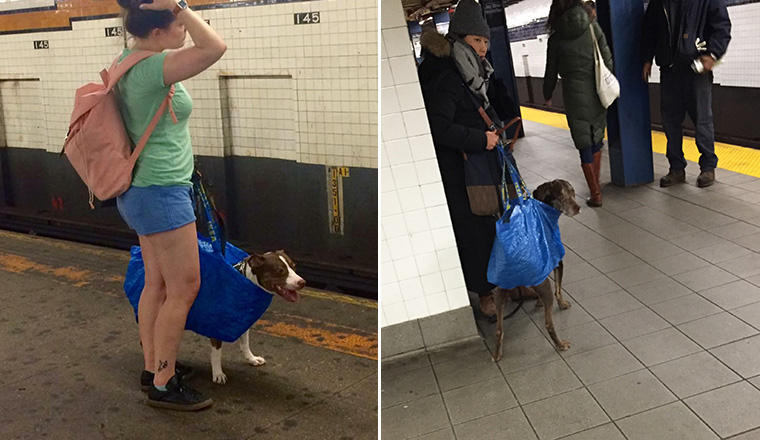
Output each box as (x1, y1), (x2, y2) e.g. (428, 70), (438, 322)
(61, 51), (177, 208)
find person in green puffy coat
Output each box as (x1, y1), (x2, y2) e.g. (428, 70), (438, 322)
(543, 0), (613, 207)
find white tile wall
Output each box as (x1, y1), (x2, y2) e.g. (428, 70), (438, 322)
(0, 80), (45, 150)
(508, 3), (760, 89)
(380, 0), (470, 328)
(0, 0), (378, 168)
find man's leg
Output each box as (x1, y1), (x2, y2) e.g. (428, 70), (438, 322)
(659, 67), (688, 186)
(685, 70), (718, 186)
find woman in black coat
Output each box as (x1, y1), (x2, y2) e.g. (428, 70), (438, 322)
(417, 0), (507, 317)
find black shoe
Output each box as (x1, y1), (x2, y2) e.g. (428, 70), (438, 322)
(148, 375), (213, 411)
(659, 169), (686, 187)
(140, 361), (195, 392)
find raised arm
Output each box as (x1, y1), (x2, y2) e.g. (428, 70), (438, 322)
(139, 0), (227, 84)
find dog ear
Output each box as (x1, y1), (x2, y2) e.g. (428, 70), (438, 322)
(246, 253), (266, 268)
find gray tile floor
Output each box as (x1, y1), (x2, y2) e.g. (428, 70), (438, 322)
(381, 120), (760, 439)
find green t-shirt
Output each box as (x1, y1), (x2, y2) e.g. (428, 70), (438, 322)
(117, 49), (194, 187)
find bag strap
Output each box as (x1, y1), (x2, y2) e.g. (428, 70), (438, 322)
(461, 82), (522, 151)
(128, 84), (176, 167)
(101, 51), (161, 92)
(589, 24), (603, 65)
(497, 144), (530, 212)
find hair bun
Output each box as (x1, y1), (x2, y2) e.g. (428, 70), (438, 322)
(116, 0), (146, 11)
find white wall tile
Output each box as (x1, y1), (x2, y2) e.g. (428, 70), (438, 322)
(393, 256), (419, 281)
(426, 293), (451, 316)
(389, 55), (419, 85)
(381, 113), (407, 141)
(381, 0), (406, 29)
(395, 83), (425, 111)
(402, 109), (430, 137)
(387, 235), (414, 260)
(384, 138), (413, 166)
(380, 0), (476, 329)
(409, 134), (437, 161)
(397, 186), (424, 212)
(415, 159), (442, 185)
(405, 297), (431, 320)
(383, 302), (409, 326)
(390, 163), (420, 189)
(381, 86), (401, 115)
(381, 281), (403, 306)
(420, 272), (446, 296)
(399, 276), (424, 301)
(410, 231), (436, 254)
(383, 27), (413, 58)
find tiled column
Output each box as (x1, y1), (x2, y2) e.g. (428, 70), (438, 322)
(380, 0), (478, 358)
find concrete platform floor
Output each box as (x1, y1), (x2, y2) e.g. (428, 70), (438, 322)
(0, 229), (377, 440)
(382, 120), (760, 439)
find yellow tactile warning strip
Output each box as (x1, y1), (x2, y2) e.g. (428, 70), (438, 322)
(520, 106), (760, 178)
(255, 312), (378, 360)
(0, 235), (377, 360)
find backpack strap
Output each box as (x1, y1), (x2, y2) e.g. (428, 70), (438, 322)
(104, 51), (178, 166)
(128, 84), (176, 167)
(101, 50), (161, 92)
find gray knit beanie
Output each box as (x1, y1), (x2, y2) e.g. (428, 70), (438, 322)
(449, 0), (490, 38)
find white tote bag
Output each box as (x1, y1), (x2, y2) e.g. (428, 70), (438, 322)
(590, 24), (620, 108)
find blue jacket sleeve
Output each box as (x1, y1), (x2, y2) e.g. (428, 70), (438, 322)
(705, 0), (731, 59)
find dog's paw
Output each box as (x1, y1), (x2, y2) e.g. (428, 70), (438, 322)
(558, 300), (571, 310)
(246, 355), (266, 366)
(556, 340), (571, 351)
(212, 372), (228, 385)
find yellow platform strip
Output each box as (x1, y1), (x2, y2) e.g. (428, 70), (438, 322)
(520, 106), (760, 178)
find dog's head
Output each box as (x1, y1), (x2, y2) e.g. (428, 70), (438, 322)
(533, 179), (581, 217)
(242, 250), (305, 302)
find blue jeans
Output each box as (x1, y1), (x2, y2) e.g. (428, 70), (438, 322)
(660, 66), (717, 172)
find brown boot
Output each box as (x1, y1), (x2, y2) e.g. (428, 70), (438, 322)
(479, 293), (496, 318)
(581, 162), (602, 207)
(697, 170), (715, 188)
(592, 150), (602, 187)
(659, 169), (686, 187)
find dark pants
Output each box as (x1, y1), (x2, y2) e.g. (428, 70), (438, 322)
(660, 66), (717, 171)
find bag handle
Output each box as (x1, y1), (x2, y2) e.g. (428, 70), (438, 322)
(497, 144), (530, 214)
(589, 24), (604, 67)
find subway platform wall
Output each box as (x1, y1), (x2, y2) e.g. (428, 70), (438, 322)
(0, 0), (378, 283)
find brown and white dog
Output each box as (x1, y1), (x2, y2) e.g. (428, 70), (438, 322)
(491, 179), (580, 362)
(210, 250), (305, 384)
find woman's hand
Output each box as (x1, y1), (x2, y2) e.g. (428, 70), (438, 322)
(139, 0), (178, 11)
(485, 131), (499, 150)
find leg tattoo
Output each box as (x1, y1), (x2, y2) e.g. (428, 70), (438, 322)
(157, 360), (168, 373)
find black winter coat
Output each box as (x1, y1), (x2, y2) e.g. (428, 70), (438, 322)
(417, 31), (503, 296)
(642, 0), (731, 68)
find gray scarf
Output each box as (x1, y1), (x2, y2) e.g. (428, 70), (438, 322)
(449, 36), (494, 108)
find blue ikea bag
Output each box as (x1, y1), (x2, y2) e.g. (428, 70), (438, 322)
(124, 235), (274, 342)
(487, 146), (565, 289)
(123, 170), (273, 343)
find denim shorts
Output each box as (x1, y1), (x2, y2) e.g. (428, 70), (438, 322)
(116, 185), (196, 236)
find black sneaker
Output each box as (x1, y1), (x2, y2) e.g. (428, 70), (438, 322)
(140, 361), (195, 392)
(148, 375), (213, 411)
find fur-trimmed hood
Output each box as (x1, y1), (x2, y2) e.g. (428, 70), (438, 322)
(420, 29), (451, 58)
(418, 30), (458, 88)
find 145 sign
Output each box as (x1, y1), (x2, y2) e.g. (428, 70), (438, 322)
(294, 12), (320, 25)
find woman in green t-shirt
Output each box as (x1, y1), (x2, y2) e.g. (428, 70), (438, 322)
(115, 0), (226, 411)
